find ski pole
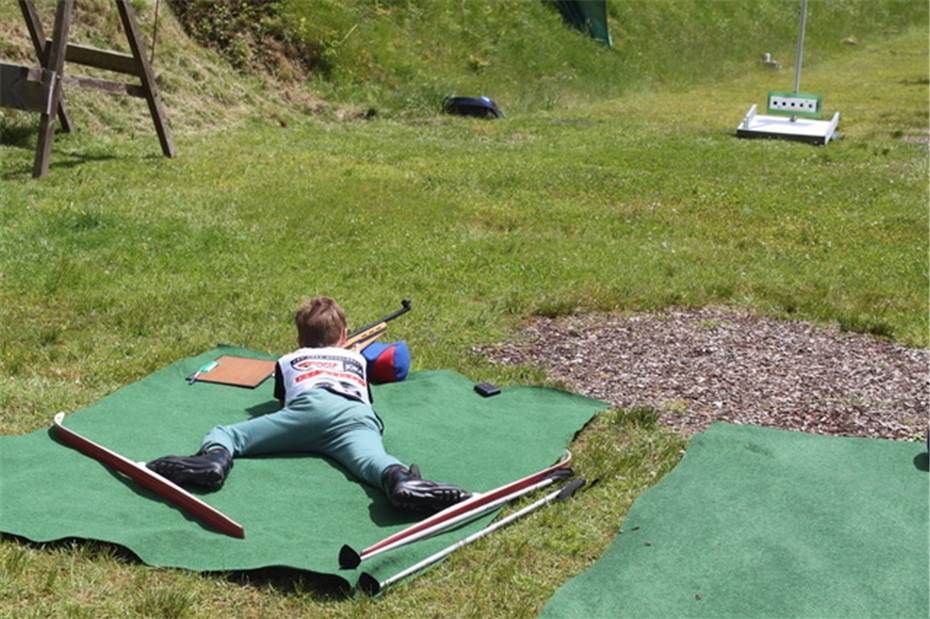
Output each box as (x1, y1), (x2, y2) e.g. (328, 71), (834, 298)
(347, 470), (570, 569)
(358, 477), (587, 596)
(339, 450), (572, 568)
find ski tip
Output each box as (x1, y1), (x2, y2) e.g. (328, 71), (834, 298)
(339, 544), (361, 569)
(358, 572), (381, 596)
(556, 477), (586, 501)
(53, 412), (65, 426)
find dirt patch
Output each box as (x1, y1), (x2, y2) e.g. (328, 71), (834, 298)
(900, 133), (930, 144)
(478, 306), (928, 441)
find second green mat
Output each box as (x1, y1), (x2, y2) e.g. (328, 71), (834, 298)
(0, 346), (605, 590)
(541, 423), (929, 618)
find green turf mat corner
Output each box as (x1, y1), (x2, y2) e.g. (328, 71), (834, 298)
(541, 423), (929, 618)
(0, 347), (605, 590)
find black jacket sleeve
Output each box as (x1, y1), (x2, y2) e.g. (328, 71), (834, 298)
(273, 362), (285, 403)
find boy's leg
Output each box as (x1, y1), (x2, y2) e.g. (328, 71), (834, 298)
(201, 402), (327, 457)
(148, 394), (329, 489)
(326, 421), (403, 488)
(319, 395), (470, 513)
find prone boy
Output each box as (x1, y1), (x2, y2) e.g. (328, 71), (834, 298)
(147, 296), (470, 514)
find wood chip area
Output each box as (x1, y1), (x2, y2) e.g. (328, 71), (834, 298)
(479, 307), (928, 441)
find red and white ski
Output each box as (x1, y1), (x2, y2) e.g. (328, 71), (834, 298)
(52, 412), (245, 539)
(339, 450), (571, 569)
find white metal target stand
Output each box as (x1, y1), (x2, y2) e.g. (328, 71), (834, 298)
(737, 0), (840, 145)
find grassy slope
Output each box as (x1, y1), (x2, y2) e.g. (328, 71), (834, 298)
(2, 0), (925, 125)
(0, 0), (319, 138)
(284, 0), (926, 113)
(0, 1), (927, 617)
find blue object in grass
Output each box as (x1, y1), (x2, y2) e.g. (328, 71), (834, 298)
(443, 96), (504, 119)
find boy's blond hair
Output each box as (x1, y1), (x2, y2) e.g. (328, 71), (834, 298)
(295, 297), (347, 348)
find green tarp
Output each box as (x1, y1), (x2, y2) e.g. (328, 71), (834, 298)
(542, 423), (930, 618)
(0, 346), (605, 590)
(550, 0), (613, 47)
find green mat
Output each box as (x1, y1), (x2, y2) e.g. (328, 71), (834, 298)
(541, 423), (929, 618)
(0, 346), (604, 591)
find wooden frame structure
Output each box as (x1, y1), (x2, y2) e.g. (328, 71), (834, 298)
(0, 0), (174, 178)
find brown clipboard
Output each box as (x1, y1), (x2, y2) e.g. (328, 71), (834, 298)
(191, 355), (276, 388)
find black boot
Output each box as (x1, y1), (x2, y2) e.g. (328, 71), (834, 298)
(382, 464), (470, 515)
(146, 447), (233, 491)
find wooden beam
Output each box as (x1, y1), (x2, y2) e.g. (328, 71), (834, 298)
(43, 41), (142, 76)
(0, 63), (54, 114)
(60, 74), (146, 98)
(33, 0), (72, 179)
(115, 0), (175, 157)
(17, 0), (73, 131)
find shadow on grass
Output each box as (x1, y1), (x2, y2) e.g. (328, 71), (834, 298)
(0, 124), (36, 149)
(225, 565), (351, 598)
(0, 532), (353, 598)
(1, 150), (118, 180)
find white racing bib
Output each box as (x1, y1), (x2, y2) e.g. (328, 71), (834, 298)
(276, 347), (370, 406)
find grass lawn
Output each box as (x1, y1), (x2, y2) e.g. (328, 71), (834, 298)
(0, 22), (927, 618)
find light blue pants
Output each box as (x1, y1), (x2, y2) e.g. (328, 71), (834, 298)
(201, 388), (402, 489)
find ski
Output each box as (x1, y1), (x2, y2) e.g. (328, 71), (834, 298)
(52, 412), (245, 539)
(339, 450), (572, 569)
(358, 477), (587, 596)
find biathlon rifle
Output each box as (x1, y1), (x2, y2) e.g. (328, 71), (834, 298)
(344, 299), (412, 349)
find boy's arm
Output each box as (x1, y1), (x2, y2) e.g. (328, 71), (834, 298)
(273, 362), (285, 408)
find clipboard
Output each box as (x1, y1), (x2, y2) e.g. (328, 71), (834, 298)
(189, 355), (276, 388)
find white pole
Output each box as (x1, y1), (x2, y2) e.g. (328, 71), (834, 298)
(380, 488), (563, 590)
(366, 478), (587, 595)
(793, 0), (808, 94)
(361, 475), (561, 564)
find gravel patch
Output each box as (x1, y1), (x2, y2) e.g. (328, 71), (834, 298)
(478, 307), (928, 441)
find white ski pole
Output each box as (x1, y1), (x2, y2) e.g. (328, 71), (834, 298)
(358, 477), (587, 596)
